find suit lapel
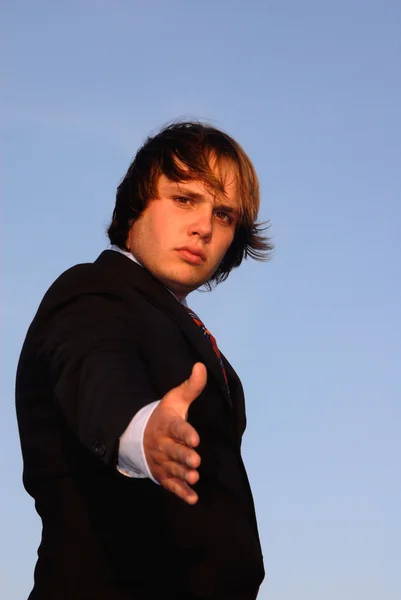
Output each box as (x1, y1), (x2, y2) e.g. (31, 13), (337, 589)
(221, 353), (246, 437)
(95, 251), (233, 407)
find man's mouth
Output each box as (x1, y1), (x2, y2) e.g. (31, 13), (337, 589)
(176, 246), (206, 264)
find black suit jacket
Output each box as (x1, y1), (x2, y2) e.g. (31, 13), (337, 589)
(16, 250), (264, 600)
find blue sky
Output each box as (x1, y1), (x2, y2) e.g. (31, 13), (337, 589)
(2, 1), (400, 598)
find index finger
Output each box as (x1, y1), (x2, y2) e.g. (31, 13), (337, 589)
(169, 417), (200, 447)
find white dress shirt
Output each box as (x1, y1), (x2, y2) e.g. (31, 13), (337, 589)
(109, 245), (187, 484)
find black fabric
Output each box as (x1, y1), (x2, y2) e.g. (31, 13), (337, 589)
(16, 250), (264, 599)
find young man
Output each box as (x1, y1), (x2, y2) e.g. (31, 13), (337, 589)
(16, 121), (272, 600)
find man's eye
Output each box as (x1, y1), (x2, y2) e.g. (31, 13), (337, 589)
(174, 196), (192, 205)
(215, 211), (232, 223)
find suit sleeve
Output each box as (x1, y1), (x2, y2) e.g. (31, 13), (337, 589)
(40, 291), (158, 466)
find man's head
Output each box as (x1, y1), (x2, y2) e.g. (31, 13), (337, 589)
(108, 121), (272, 298)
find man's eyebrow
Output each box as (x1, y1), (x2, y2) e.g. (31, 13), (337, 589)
(178, 190), (204, 200)
(214, 202), (239, 215)
(164, 184), (204, 199)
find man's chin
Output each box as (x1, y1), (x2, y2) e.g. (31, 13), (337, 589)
(163, 273), (209, 298)
(172, 278), (206, 295)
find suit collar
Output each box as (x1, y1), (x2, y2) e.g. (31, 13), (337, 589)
(95, 250), (233, 407)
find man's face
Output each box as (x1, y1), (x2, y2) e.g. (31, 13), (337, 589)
(127, 166), (239, 300)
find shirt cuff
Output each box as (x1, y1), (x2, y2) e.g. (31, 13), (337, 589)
(117, 400), (160, 484)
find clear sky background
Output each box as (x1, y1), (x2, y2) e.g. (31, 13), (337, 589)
(2, 1), (400, 599)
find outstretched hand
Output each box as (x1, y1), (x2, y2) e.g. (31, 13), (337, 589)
(143, 362), (207, 504)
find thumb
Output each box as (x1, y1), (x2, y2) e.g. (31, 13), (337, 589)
(163, 362), (207, 417)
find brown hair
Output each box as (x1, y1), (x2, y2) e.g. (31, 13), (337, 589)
(107, 120), (273, 286)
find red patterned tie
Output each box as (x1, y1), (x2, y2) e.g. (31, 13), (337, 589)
(185, 306), (230, 394)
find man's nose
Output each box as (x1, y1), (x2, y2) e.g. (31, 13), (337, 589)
(188, 209), (213, 240)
